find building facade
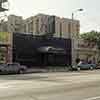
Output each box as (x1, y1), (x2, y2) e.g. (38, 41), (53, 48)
(0, 13), (80, 64)
(77, 39), (98, 63)
(0, 13), (99, 65)
(23, 14), (80, 64)
(13, 33), (72, 66)
(0, 15), (24, 33)
(23, 14), (80, 39)
(0, 13), (80, 40)
(24, 14), (56, 36)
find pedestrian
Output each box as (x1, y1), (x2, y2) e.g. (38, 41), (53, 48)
(77, 60), (83, 66)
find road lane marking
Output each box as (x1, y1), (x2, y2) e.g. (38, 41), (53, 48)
(83, 96), (100, 100)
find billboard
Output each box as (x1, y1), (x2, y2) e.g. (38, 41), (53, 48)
(0, 32), (12, 45)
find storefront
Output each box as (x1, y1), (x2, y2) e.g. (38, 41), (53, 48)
(13, 33), (72, 66)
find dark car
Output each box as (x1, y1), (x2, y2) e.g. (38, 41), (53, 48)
(0, 63), (27, 74)
(96, 63), (100, 69)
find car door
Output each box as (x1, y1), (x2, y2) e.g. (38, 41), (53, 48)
(83, 63), (90, 69)
(7, 64), (19, 73)
(6, 64), (12, 72)
(12, 64), (18, 72)
(80, 63), (88, 69)
(0, 64), (7, 72)
(7, 64), (16, 73)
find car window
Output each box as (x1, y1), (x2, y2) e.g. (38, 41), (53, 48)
(7, 64), (19, 66)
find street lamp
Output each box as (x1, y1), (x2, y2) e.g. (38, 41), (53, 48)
(71, 8), (84, 38)
(72, 9), (84, 20)
(71, 8), (84, 65)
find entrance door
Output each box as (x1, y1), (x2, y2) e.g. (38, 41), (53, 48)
(47, 54), (55, 65)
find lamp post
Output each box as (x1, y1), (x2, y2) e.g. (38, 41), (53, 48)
(71, 8), (84, 65)
(71, 8), (83, 38)
(72, 9), (83, 20)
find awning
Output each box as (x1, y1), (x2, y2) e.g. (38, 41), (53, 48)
(37, 46), (66, 54)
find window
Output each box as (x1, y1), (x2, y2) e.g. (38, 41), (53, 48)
(36, 19), (39, 34)
(60, 23), (62, 37)
(68, 23), (71, 33)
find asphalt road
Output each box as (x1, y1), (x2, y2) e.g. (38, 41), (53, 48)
(0, 70), (100, 100)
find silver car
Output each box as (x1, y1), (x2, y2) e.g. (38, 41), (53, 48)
(0, 63), (27, 74)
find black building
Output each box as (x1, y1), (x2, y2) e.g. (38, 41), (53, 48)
(13, 33), (72, 67)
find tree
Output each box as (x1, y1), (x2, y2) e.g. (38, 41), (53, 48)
(81, 31), (98, 44)
(80, 31), (100, 61)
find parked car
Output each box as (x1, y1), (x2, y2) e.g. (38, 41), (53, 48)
(0, 63), (27, 74)
(96, 63), (100, 69)
(72, 63), (96, 71)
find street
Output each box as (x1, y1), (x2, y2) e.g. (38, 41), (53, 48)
(0, 70), (100, 100)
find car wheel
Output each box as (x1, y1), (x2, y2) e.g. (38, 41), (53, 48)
(90, 66), (93, 70)
(77, 67), (80, 71)
(18, 69), (24, 74)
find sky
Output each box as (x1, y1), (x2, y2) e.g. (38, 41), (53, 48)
(5, 0), (100, 33)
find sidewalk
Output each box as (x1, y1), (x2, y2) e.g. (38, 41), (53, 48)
(26, 68), (47, 73)
(25, 67), (70, 73)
